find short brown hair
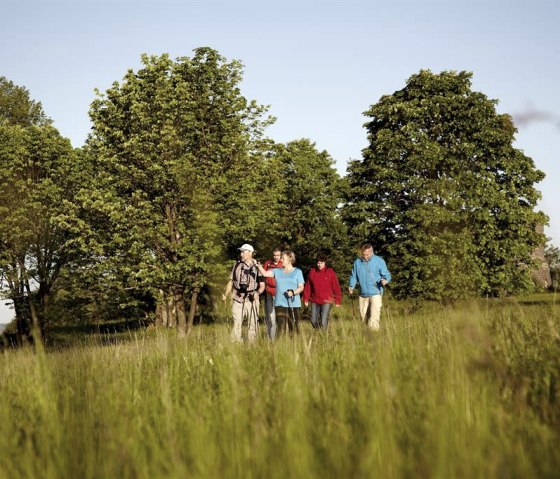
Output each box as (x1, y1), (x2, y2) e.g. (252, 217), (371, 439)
(361, 242), (373, 251)
(316, 253), (328, 263)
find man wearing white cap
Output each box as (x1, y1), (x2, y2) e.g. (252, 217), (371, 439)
(223, 244), (265, 342)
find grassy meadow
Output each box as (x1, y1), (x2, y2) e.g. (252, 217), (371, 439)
(1, 294), (559, 478)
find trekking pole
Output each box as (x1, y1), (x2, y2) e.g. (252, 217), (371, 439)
(251, 293), (260, 339)
(288, 295), (299, 334)
(223, 293), (230, 324)
(288, 297), (299, 333)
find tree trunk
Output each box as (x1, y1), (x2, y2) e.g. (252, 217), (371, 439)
(175, 286), (187, 338)
(16, 258), (43, 344)
(5, 266), (27, 346)
(22, 275), (42, 344)
(165, 202), (182, 332)
(186, 287), (200, 336)
(13, 296), (26, 347)
(155, 302), (163, 327)
(155, 289), (165, 327)
(167, 293), (176, 328)
(39, 282), (51, 309)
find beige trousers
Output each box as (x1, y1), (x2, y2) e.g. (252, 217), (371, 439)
(358, 295), (383, 330)
(231, 298), (260, 342)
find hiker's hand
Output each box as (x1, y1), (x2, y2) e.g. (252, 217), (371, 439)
(335, 304), (340, 308)
(348, 287), (354, 295)
(380, 279), (388, 286)
(304, 301), (309, 307)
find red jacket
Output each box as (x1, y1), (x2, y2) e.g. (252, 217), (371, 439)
(303, 267), (342, 305)
(263, 259), (283, 296)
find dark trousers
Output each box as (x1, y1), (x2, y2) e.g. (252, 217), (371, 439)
(274, 306), (300, 337)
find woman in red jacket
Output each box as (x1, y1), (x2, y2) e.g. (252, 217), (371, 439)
(303, 253), (342, 329)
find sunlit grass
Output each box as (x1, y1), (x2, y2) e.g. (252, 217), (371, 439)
(1, 295), (559, 478)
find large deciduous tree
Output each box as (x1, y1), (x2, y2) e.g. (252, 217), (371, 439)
(272, 139), (349, 273)
(82, 48), (274, 335)
(0, 124), (78, 342)
(1, 77), (80, 344)
(343, 70), (547, 300)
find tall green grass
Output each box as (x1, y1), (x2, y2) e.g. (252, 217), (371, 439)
(1, 296), (559, 478)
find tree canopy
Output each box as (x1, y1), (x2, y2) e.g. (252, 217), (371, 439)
(78, 48), (276, 335)
(272, 139), (349, 273)
(0, 81), (77, 342)
(0, 76), (50, 127)
(344, 70), (547, 300)
(1, 62), (554, 341)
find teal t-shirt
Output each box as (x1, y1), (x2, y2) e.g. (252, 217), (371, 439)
(272, 267), (305, 307)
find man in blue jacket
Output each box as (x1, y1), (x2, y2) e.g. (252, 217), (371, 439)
(348, 242), (391, 330)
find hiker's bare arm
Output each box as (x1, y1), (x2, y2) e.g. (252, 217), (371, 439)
(256, 263), (274, 278)
(222, 280), (232, 301)
(287, 283), (304, 297)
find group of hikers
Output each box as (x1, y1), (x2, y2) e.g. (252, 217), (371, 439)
(222, 242), (391, 342)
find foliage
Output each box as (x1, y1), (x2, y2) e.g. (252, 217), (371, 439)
(0, 81), (78, 340)
(212, 137), (285, 260)
(77, 48), (275, 333)
(344, 70), (547, 301)
(271, 139), (350, 274)
(0, 76), (50, 127)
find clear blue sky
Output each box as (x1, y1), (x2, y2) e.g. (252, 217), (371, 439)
(1, 0), (559, 322)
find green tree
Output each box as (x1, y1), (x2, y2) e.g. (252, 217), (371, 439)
(0, 76), (50, 127)
(272, 139), (350, 274)
(0, 124), (78, 342)
(344, 70), (547, 300)
(1, 77), (82, 344)
(81, 48), (273, 335)
(211, 137), (285, 260)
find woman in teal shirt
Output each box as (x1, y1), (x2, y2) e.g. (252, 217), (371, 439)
(258, 250), (304, 336)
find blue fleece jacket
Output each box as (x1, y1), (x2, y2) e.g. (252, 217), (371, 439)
(349, 255), (391, 297)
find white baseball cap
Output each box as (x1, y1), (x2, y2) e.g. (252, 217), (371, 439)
(237, 243), (255, 252)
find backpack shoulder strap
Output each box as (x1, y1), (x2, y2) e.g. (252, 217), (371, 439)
(232, 260), (243, 285)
